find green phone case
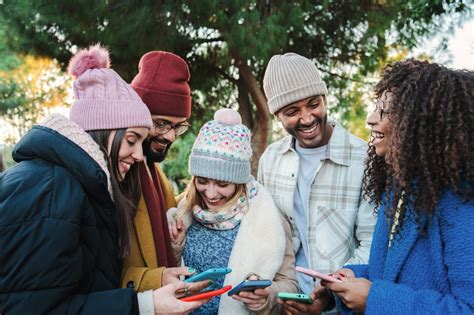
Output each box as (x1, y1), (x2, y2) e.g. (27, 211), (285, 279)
(277, 292), (314, 304)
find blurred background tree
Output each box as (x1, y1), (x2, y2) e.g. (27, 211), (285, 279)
(0, 25), (71, 144)
(0, 55), (71, 142)
(161, 132), (196, 190)
(0, 0), (470, 185)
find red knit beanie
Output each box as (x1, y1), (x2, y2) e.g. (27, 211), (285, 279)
(131, 51), (191, 118)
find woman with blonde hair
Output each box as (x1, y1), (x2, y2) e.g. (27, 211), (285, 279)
(168, 108), (299, 314)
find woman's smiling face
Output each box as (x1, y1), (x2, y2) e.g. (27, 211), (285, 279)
(367, 91), (393, 158)
(195, 177), (237, 211)
(107, 127), (148, 181)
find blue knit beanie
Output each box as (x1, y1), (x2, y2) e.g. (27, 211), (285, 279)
(189, 108), (252, 184)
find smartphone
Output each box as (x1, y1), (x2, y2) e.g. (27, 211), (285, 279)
(227, 279), (272, 296)
(184, 267), (232, 283)
(277, 292), (314, 304)
(181, 285), (232, 302)
(295, 266), (343, 283)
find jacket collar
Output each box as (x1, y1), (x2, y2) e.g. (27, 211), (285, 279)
(277, 120), (351, 166)
(19, 114), (114, 200)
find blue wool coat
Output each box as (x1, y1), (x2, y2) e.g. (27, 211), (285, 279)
(340, 189), (474, 314)
(0, 116), (138, 314)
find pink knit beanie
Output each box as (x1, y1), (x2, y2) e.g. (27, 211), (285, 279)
(68, 44), (152, 131)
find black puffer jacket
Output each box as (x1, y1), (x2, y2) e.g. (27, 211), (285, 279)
(0, 115), (138, 314)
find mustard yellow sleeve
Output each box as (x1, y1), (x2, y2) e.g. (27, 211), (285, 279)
(121, 266), (165, 292)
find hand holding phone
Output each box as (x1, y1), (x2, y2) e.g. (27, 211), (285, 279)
(295, 266), (343, 283)
(181, 285), (232, 302)
(184, 267), (232, 283)
(227, 279), (272, 296)
(277, 292), (314, 304)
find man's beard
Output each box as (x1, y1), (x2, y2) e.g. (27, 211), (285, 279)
(288, 113), (328, 148)
(143, 137), (171, 163)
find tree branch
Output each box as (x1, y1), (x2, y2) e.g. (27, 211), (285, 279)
(191, 37), (225, 44)
(318, 66), (376, 85)
(211, 64), (238, 84)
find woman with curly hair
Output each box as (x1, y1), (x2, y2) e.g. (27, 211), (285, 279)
(322, 59), (474, 314)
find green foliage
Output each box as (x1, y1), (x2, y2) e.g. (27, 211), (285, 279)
(0, 27), (21, 71)
(0, 18), (72, 144)
(0, 79), (27, 112)
(0, 0), (470, 180)
(160, 132), (196, 192)
(0, 53), (71, 143)
(2, 1), (468, 113)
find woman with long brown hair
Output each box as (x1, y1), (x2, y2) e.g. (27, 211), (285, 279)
(0, 45), (207, 314)
(323, 60), (474, 314)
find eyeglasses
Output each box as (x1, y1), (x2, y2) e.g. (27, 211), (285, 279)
(153, 119), (191, 136)
(375, 99), (392, 121)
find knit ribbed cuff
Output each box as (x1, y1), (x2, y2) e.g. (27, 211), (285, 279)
(267, 81), (328, 114)
(133, 86), (191, 118)
(189, 153), (250, 184)
(70, 99), (152, 130)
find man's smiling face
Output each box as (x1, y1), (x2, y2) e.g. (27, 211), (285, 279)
(276, 95), (332, 148)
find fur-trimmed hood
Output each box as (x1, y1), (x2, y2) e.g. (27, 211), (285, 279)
(13, 113), (113, 199)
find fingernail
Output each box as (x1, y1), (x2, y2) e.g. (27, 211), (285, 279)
(188, 267), (195, 273)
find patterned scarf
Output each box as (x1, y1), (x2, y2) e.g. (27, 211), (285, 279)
(193, 179), (258, 230)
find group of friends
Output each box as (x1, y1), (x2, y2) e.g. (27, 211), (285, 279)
(0, 44), (473, 315)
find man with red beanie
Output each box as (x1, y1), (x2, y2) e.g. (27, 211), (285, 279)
(121, 51), (197, 292)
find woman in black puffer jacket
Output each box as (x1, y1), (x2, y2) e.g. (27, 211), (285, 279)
(0, 45), (206, 315)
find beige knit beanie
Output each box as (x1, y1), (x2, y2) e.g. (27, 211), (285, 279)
(263, 53), (328, 114)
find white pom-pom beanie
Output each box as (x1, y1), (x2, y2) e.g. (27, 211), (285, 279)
(189, 108), (252, 184)
(67, 44), (152, 131)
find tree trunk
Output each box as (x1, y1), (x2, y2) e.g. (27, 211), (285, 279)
(237, 78), (254, 130)
(230, 48), (270, 176)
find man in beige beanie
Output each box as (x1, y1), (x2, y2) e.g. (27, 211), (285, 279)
(258, 53), (376, 314)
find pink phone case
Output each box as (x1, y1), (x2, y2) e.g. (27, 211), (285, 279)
(295, 266), (343, 283)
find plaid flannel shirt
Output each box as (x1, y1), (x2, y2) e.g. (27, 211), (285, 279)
(257, 121), (376, 275)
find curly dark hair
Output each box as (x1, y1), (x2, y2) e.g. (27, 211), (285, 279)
(363, 59), (474, 233)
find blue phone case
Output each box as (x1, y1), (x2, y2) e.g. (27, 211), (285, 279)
(184, 267), (232, 283)
(227, 279), (272, 295)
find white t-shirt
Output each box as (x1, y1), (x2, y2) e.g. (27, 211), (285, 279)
(293, 142), (328, 294)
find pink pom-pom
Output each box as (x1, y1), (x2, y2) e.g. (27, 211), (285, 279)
(67, 43), (110, 78)
(214, 108), (242, 125)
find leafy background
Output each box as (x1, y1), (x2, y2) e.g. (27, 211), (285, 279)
(0, 0), (471, 190)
